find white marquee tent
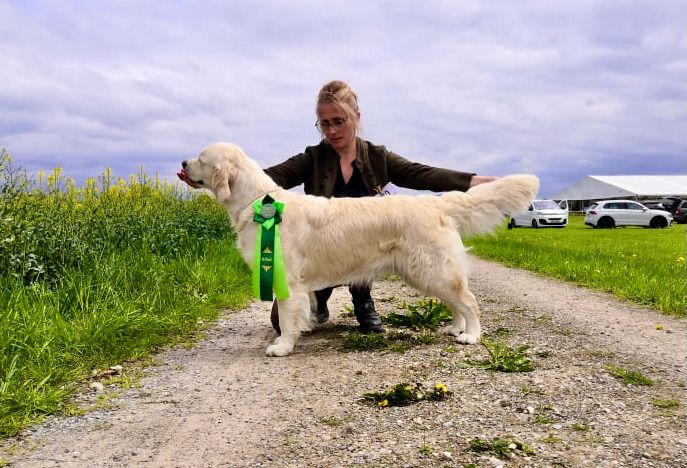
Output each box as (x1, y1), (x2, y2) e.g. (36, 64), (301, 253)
(549, 175), (687, 201)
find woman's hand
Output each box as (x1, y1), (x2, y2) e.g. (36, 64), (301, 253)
(469, 175), (499, 187)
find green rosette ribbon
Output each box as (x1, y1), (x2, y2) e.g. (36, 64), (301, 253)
(252, 195), (289, 301)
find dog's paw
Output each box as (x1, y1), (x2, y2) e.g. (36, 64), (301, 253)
(454, 332), (480, 345)
(266, 342), (293, 357)
(441, 325), (464, 337)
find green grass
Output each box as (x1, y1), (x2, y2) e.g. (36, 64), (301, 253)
(0, 151), (252, 437)
(466, 215), (686, 316)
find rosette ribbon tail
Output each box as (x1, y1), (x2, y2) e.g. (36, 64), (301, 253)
(252, 195), (289, 301)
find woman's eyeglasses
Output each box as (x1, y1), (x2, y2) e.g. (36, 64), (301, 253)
(315, 116), (347, 132)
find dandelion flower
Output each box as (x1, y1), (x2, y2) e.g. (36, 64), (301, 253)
(434, 382), (448, 393)
(378, 399), (389, 407)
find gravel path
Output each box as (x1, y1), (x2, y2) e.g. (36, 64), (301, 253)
(3, 256), (686, 467)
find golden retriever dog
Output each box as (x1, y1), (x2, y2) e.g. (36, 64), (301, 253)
(179, 143), (539, 357)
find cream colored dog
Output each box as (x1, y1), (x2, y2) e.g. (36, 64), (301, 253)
(180, 143), (539, 357)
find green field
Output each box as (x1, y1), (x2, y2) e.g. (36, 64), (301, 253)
(0, 151), (252, 437)
(466, 215), (686, 316)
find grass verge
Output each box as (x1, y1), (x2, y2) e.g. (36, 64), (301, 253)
(466, 215), (686, 316)
(0, 152), (252, 437)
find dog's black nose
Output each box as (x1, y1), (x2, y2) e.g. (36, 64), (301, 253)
(182, 160), (188, 169)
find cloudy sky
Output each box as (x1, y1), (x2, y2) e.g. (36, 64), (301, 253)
(1, 0), (685, 196)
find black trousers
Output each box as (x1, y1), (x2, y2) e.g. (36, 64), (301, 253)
(270, 283), (373, 334)
(314, 283), (372, 308)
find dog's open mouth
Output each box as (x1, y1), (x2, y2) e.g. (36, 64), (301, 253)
(177, 169), (202, 189)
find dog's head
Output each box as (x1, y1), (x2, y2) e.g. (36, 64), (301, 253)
(178, 143), (241, 204)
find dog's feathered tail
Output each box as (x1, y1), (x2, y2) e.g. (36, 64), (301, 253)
(441, 174), (539, 237)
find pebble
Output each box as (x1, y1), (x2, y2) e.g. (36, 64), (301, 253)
(89, 382), (104, 393)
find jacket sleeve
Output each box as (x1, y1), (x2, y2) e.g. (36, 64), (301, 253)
(386, 151), (475, 192)
(263, 152), (313, 190)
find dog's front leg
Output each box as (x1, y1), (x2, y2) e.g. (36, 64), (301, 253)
(266, 291), (308, 357)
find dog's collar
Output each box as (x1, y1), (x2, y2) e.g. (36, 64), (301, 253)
(239, 188), (282, 215)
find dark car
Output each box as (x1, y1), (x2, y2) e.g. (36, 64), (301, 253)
(673, 200), (687, 224)
(641, 197), (683, 216)
(642, 200), (667, 211)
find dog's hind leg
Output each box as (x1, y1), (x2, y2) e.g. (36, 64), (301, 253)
(431, 276), (482, 345)
(266, 290), (308, 357)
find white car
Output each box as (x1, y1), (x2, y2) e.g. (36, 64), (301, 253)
(584, 200), (672, 229)
(508, 199), (568, 229)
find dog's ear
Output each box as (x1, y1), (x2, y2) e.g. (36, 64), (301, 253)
(212, 161), (235, 204)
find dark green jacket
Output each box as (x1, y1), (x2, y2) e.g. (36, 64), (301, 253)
(264, 138), (474, 197)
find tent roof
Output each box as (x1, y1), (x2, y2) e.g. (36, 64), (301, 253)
(549, 175), (687, 201)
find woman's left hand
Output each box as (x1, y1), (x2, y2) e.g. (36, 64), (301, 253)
(469, 175), (499, 187)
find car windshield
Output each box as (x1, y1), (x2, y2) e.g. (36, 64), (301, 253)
(533, 200), (560, 210)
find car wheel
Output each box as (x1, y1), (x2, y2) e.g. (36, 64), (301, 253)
(531, 220), (538, 229)
(508, 218), (515, 230)
(649, 216), (668, 229)
(598, 217), (615, 229)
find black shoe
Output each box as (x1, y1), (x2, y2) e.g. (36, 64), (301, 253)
(354, 300), (383, 334)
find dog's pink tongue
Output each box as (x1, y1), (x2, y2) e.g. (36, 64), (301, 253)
(177, 169), (201, 189)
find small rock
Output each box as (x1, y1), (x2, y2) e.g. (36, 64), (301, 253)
(442, 451), (452, 460)
(89, 382), (104, 393)
(526, 406), (535, 414)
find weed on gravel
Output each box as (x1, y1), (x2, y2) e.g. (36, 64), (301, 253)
(606, 365), (655, 386)
(468, 437), (535, 460)
(340, 330), (439, 353)
(463, 338), (534, 373)
(651, 398), (681, 409)
(363, 382), (451, 407)
(383, 298), (452, 330)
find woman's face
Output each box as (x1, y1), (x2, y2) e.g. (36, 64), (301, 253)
(316, 102), (357, 153)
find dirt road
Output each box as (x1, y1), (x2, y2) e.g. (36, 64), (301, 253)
(3, 257), (686, 467)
